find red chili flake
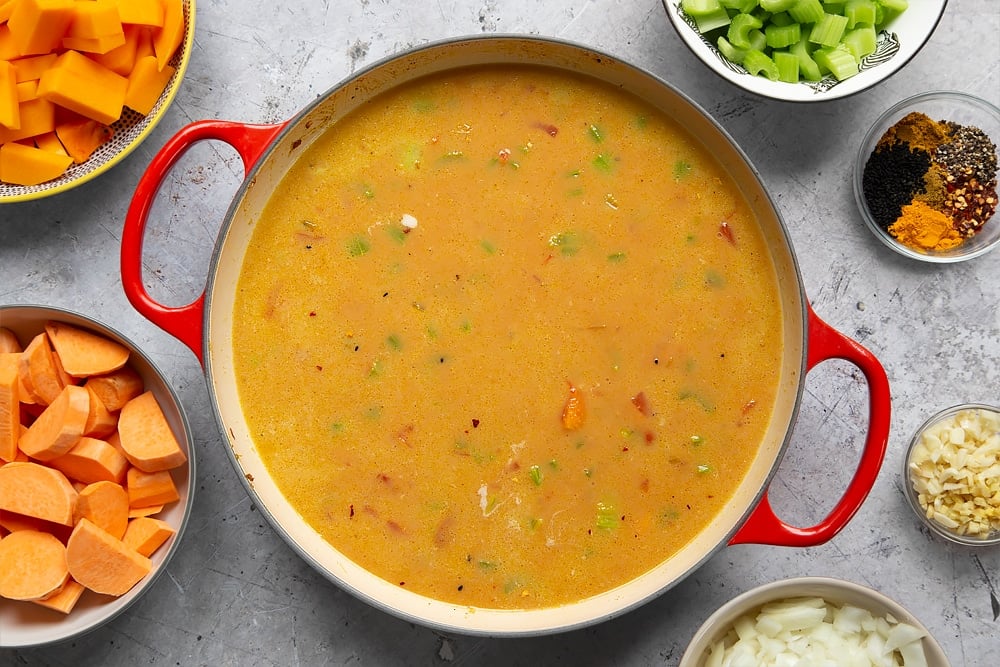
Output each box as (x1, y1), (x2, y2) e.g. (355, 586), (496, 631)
(472, 418), (480, 428)
(533, 122), (558, 137)
(631, 391), (651, 416)
(309, 311), (317, 317)
(644, 430), (655, 444)
(315, 365), (323, 371)
(622, 445), (629, 452)
(349, 504), (355, 518)
(718, 221), (736, 245)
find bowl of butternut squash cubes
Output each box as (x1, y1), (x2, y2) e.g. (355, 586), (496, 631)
(663, 0), (946, 102)
(0, 0), (194, 202)
(0, 304), (194, 647)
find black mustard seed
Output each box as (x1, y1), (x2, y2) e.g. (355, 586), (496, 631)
(862, 140), (932, 230)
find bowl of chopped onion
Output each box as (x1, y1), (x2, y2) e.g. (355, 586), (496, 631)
(662, 0), (947, 102)
(903, 403), (1000, 546)
(679, 576), (950, 667)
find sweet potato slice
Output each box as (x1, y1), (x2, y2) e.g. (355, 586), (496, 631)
(118, 391), (186, 472)
(121, 516), (174, 557)
(126, 466), (178, 508)
(0, 509), (72, 543)
(18, 383), (89, 461)
(83, 384), (117, 438)
(0, 353), (19, 462)
(0, 328), (21, 353)
(0, 461), (78, 526)
(32, 578), (85, 614)
(0, 529), (69, 601)
(66, 517), (151, 596)
(127, 504), (162, 519)
(18, 332), (64, 405)
(49, 435), (128, 485)
(45, 320), (130, 377)
(85, 365), (143, 412)
(75, 480), (129, 540)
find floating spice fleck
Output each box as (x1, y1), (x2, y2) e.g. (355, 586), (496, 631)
(862, 111), (999, 252)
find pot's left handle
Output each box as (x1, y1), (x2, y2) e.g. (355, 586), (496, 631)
(121, 120), (287, 366)
(729, 302), (891, 547)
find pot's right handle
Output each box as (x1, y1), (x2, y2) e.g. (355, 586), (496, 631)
(729, 302), (891, 547)
(121, 120), (287, 366)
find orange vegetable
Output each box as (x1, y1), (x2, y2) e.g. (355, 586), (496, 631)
(33, 129), (68, 156)
(0, 508), (72, 542)
(127, 503), (162, 518)
(85, 364), (143, 411)
(83, 385), (118, 439)
(0, 138), (70, 184)
(0, 529), (69, 601)
(152, 0), (182, 71)
(0, 353), (19, 462)
(10, 52), (57, 82)
(75, 480), (128, 539)
(6, 0), (76, 57)
(126, 466), (178, 508)
(54, 114), (113, 162)
(0, 328), (22, 353)
(66, 0), (122, 40)
(121, 515), (173, 557)
(18, 331), (64, 405)
(49, 435), (128, 485)
(118, 390), (186, 472)
(0, 96), (54, 143)
(15, 78), (36, 101)
(32, 577), (84, 613)
(0, 460), (78, 526)
(0, 25), (17, 62)
(66, 517), (151, 596)
(45, 320), (130, 377)
(61, 32), (126, 55)
(116, 0), (164, 27)
(90, 23), (141, 76)
(36, 48), (126, 125)
(18, 383), (89, 461)
(124, 54), (173, 115)
(0, 59), (17, 129)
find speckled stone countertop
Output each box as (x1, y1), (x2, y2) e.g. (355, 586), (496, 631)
(1, 2), (998, 665)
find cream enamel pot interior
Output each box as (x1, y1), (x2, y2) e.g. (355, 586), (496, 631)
(120, 36), (891, 636)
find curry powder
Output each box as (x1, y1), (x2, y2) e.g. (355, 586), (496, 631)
(878, 111), (952, 154)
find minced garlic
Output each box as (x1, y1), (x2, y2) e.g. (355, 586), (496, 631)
(907, 407), (1000, 539)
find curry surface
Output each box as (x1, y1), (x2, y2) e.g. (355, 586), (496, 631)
(232, 65), (783, 609)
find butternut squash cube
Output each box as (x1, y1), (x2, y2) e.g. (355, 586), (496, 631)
(33, 131), (69, 157)
(0, 61), (17, 130)
(124, 55), (173, 115)
(152, 0), (182, 71)
(91, 23), (142, 76)
(55, 116), (112, 163)
(36, 50), (127, 125)
(116, 0), (164, 27)
(68, 0), (123, 40)
(15, 80), (38, 102)
(0, 0), (17, 23)
(0, 140), (73, 185)
(62, 32), (127, 55)
(7, 0), (76, 57)
(10, 53), (58, 83)
(0, 25), (18, 62)
(0, 97), (55, 144)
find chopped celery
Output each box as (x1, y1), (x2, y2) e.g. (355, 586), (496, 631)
(773, 50), (800, 82)
(790, 35), (823, 80)
(769, 11), (794, 26)
(743, 49), (780, 80)
(721, 0), (759, 12)
(813, 43), (859, 79)
(810, 12), (849, 46)
(748, 28), (767, 51)
(788, 0), (824, 23)
(765, 22), (801, 48)
(845, 0), (876, 27)
(717, 35), (749, 64)
(682, 0), (732, 32)
(760, 0), (797, 10)
(727, 12), (763, 48)
(841, 25), (877, 61)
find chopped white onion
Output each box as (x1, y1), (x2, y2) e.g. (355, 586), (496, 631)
(705, 596), (928, 667)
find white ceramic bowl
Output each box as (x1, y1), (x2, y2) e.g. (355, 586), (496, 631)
(0, 0), (195, 203)
(679, 577), (951, 667)
(0, 305), (194, 648)
(903, 403), (1000, 546)
(662, 0), (947, 102)
(854, 91), (1000, 263)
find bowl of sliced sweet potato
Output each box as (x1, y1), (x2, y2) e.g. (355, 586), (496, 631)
(0, 304), (194, 648)
(0, 0), (194, 202)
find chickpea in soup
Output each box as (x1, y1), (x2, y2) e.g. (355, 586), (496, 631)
(232, 64), (783, 610)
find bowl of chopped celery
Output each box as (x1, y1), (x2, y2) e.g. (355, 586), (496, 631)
(854, 91), (1000, 262)
(679, 577), (951, 667)
(903, 404), (1000, 547)
(663, 0), (947, 102)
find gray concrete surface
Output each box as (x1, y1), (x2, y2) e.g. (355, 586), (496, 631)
(1, 1), (998, 665)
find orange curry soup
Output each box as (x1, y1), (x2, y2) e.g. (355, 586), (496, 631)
(231, 65), (783, 609)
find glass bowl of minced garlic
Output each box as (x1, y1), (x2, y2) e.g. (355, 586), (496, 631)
(903, 403), (1000, 546)
(854, 91), (1000, 262)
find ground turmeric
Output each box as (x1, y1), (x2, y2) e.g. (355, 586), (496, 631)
(889, 199), (963, 251)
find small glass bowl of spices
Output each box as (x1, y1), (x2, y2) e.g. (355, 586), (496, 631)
(903, 403), (1000, 546)
(854, 91), (1000, 262)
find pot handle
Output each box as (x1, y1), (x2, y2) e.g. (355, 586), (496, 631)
(121, 120), (287, 365)
(728, 302), (890, 547)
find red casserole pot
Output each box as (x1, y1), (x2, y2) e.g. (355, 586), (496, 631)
(120, 36), (890, 636)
